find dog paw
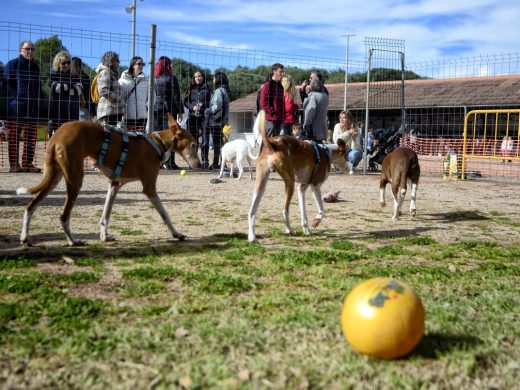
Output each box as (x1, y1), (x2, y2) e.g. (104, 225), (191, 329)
(310, 218), (322, 229)
(70, 239), (85, 247)
(380, 201), (386, 208)
(20, 238), (33, 247)
(410, 208), (416, 216)
(174, 233), (186, 241)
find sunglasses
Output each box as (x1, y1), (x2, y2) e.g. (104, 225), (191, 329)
(61, 61), (71, 65)
(135, 62), (145, 67)
(22, 47), (35, 51)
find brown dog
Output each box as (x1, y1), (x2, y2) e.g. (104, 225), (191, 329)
(380, 147), (420, 219)
(248, 111), (347, 242)
(17, 113), (201, 246)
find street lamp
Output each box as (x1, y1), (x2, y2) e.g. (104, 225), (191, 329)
(125, 0), (143, 59)
(342, 34), (355, 111)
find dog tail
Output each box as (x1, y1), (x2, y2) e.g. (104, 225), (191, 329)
(257, 110), (274, 154)
(17, 144), (60, 196)
(248, 146), (259, 161)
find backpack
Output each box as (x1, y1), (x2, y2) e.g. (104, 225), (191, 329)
(90, 73), (100, 104)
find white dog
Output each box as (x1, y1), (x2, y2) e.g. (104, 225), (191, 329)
(218, 139), (258, 180)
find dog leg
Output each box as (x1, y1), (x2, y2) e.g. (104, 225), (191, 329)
(391, 184), (406, 220)
(58, 170), (86, 246)
(296, 184), (310, 234)
(19, 171), (63, 246)
(379, 176), (388, 208)
(148, 195), (186, 240)
(248, 168), (270, 242)
(99, 183), (120, 242)
(310, 185), (325, 229)
(237, 160), (244, 180)
(218, 161), (225, 179)
(280, 172), (296, 235)
(409, 182), (418, 216)
(247, 157), (254, 180)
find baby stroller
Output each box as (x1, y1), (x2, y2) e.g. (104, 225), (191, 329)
(368, 126), (404, 171)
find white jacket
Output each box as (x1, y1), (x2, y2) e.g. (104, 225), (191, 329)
(119, 70), (148, 120)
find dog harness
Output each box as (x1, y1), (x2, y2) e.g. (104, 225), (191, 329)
(309, 142), (332, 183)
(97, 124), (165, 180)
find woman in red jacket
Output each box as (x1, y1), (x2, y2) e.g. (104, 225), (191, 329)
(281, 74), (299, 135)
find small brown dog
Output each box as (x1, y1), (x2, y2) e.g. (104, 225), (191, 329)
(17, 113), (201, 246)
(380, 147), (420, 219)
(248, 111), (347, 242)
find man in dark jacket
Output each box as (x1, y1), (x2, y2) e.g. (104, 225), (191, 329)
(4, 40), (43, 172)
(260, 63), (285, 137)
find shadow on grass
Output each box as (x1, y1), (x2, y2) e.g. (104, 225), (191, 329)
(413, 332), (482, 358)
(422, 210), (490, 223)
(0, 232), (247, 262)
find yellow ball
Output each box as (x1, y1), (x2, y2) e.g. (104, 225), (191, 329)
(341, 277), (425, 359)
(180, 169), (187, 176)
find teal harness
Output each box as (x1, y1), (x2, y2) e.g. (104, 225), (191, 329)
(309, 142), (332, 182)
(97, 125), (165, 180)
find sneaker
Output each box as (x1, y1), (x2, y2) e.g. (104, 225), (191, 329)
(349, 170), (354, 175)
(22, 164), (42, 173)
(9, 165), (24, 173)
(209, 164), (221, 171)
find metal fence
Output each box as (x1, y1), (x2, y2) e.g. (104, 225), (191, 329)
(1, 20), (519, 181)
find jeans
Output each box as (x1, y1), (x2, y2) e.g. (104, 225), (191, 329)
(348, 149), (363, 170)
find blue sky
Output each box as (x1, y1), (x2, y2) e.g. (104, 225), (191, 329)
(2, 0), (519, 69)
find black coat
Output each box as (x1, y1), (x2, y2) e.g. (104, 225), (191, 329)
(48, 70), (82, 123)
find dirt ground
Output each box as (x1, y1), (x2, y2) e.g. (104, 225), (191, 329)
(1, 168), (519, 257)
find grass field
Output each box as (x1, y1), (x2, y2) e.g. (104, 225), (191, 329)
(1, 233), (519, 388)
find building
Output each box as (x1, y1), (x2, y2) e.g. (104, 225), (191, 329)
(229, 75), (520, 141)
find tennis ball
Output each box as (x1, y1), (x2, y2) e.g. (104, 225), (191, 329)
(180, 169), (187, 176)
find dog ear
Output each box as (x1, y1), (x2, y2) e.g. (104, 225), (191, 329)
(167, 112), (177, 130)
(336, 138), (347, 153)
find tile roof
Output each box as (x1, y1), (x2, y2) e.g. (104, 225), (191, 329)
(230, 75), (520, 112)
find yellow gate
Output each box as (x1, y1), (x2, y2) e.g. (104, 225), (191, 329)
(462, 109), (520, 179)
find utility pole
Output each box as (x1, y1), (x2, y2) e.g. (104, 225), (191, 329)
(342, 34), (356, 111)
(126, 0), (143, 59)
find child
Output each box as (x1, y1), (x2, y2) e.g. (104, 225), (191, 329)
(292, 122), (310, 141)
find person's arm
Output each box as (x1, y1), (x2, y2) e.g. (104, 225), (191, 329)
(260, 82), (275, 117)
(205, 89), (222, 116)
(303, 95), (317, 130)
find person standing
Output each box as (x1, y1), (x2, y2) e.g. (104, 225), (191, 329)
(4, 40), (43, 172)
(95, 51), (126, 126)
(281, 74), (299, 135)
(71, 56), (96, 121)
(119, 56), (148, 132)
(299, 71), (329, 102)
(154, 56), (183, 169)
(259, 63), (285, 137)
(333, 110), (363, 174)
(48, 51), (82, 138)
(204, 71), (230, 170)
(302, 78), (329, 143)
(184, 71), (211, 168)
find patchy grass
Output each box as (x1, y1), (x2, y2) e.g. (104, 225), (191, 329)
(1, 231), (519, 389)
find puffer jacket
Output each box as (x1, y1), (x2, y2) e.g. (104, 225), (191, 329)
(4, 54), (42, 120)
(119, 70), (148, 120)
(95, 63), (126, 120)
